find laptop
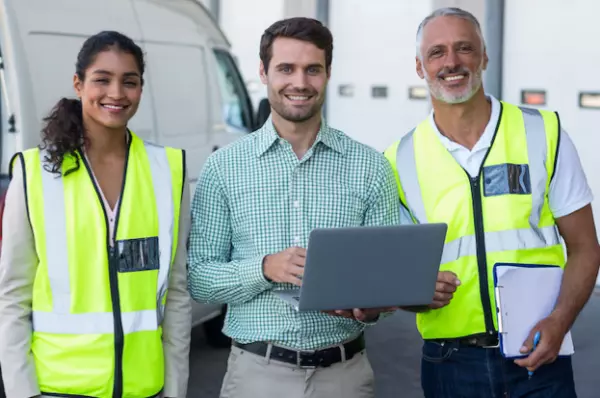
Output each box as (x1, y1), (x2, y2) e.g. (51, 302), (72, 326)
(274, 223), (448, 311)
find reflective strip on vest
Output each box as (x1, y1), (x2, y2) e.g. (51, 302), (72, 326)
(33, 143), (173, 334)
(441, 225), (561, 264)
(396, 107), (557, 262)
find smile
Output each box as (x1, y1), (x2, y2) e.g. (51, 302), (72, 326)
(441, 74), (467, 82)
(285, 95), (312, 101)
(101, 104), (128, 110)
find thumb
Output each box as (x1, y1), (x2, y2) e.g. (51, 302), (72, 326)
(520, 329), (538, 354)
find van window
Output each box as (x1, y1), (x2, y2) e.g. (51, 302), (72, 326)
(213, 49), (255, 132)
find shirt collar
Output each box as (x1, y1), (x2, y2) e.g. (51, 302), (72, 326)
(255, 114), (346, 157)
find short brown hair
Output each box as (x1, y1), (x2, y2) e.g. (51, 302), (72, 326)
(259, 17), (333, 73)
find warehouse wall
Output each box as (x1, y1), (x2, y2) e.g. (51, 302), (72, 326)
(503, 0), (600, 284)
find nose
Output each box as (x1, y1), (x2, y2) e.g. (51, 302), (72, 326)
(290, 70), (309, 90)
(107, 80), (126, 99)
(443, 49), (461, 70)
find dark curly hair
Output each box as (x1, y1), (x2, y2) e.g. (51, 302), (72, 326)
(40, 31), (145, 175)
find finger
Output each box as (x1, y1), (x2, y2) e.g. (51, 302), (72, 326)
(519, 328), (539, 354)
(294, 247), (307, 257)
(287, 264), (305, 278)
(437, 271), (461, 286)
(334, 310), (354, 318)
(291, 254), (306, 267)
(429, 299), (451, 309)
(435, 281), (458, 294)
(514, 345), (547, 370)
(433, 291), (453, 302)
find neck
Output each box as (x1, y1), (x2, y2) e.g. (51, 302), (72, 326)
(272, 111), (322, 158)
(431, 88), (491, 150)
(84, 123), (128, 159)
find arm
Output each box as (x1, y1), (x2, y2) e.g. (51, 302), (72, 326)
(187, 156), (271, 305)
(515, 129), (600, 370)
(162, 179), (193, 398)
(551, 205), (600, 330)
(547, 130), (600, 330)
(0, 160), (41, 397)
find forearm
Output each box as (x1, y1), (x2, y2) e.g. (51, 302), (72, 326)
(188, 256), (272, 305)
(552, 250), (600, 329)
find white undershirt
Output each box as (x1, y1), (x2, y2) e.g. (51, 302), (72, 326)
(428, 95), (593, 218)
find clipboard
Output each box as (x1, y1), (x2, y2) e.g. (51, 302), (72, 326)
(493, 262), (574, 359)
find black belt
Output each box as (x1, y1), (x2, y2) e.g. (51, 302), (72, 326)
(233, 334), (365, 368)
(428, 332), (499, 348)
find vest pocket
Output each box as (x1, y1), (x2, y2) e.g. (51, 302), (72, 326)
(482, 163), (531, 197)
(115, 237), (160, 272)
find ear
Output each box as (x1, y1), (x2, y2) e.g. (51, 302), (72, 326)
(259, 61), (268, 84)
(73, 73), (83, 98)
(416, 56), (425, 79)
(482, 49), (489, 70)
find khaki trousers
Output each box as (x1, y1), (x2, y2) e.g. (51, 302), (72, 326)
(219, 345), (375, 398)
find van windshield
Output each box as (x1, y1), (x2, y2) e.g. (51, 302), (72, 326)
(213, 49), (255, 132)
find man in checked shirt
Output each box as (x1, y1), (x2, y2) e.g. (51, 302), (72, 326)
(187, 17), (459, 398)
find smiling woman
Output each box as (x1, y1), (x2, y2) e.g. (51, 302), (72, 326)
(0, 30), (192, 398)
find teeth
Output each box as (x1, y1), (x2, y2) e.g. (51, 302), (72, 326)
(103, 105), (124, 110)
(444, 75), (465, 82)
(288, 95), (309, 101)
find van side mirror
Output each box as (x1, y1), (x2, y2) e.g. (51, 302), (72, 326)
(255, 98), (270, 129)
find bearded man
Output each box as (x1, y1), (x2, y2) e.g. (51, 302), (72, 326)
(383, 7), (600, 398)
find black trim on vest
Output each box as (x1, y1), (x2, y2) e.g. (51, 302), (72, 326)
(181, 149), (187, 203)
(464, 102), (504, 337)
(78, 131), (132, 398)
(8, 152), (32, 228)
(550, 111), (561, 184)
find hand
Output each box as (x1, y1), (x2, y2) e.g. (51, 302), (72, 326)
(324, 307), (398, 322)
(430, 271), (461, 309)
(514, 314), (570, 372)
(262, 247), (306, 286)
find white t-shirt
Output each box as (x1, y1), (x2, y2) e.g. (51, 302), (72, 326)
(427, 94), (593, 219)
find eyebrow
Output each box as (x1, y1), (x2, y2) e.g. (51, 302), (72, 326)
(275, 62), (324, 69)
(92, 69), (140, 78)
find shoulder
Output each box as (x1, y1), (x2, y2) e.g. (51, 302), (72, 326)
(332, 128), (394, 176)
(210, 133), (257, 163)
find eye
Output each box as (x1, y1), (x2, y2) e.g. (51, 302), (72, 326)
(280, 66), (292, 73)
(429, 49), (443, 58)
(124, 81), (138, 87)
(458, 45), (473, 52)
(307, 66), (320, 75)
(94, 78), (109, 84)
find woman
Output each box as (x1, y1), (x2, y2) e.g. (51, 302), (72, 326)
(0, 31), (191, 398)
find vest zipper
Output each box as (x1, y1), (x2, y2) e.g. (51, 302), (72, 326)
(80, 136), (131, 397)
(468, 175), (495, 335)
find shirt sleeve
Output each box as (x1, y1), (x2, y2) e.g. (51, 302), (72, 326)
(162, 175), (192, 398)
(187, 155), (272, 305)
(0, 159), (41, 398)
(548, 129), (594, 218)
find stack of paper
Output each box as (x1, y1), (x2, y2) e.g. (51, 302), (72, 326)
(493, 263), (574, 358)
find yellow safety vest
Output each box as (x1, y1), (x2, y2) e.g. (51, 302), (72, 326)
(383, 102), (565, 340)
(11, 131), (184, 397)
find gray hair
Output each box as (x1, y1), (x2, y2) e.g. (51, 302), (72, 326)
(416, 7), (485, 59)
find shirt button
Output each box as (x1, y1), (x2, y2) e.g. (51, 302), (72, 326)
(293, 200), (300, 208)
(293, 236), (300, 244)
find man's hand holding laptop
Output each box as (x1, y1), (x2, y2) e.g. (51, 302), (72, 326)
(263, 246), (460, 320)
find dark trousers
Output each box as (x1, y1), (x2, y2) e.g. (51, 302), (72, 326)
(421, 341), (577, 398)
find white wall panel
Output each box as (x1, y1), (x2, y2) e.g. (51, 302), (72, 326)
(503, 0), (600, 284)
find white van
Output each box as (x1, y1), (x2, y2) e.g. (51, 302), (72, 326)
(0, 0), (269, 347)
